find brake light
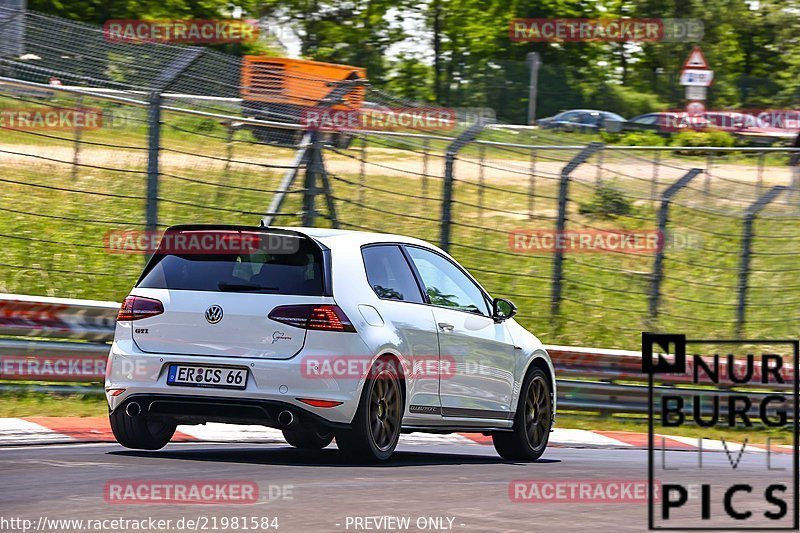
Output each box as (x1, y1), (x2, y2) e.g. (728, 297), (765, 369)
(297, 398), (344, 408)
(117, 296), (164, 321)
(268, 305), (356, 332)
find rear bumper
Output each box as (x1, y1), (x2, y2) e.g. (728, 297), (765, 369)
(105, 337), (371, 425)
(115, 394), (350, 431)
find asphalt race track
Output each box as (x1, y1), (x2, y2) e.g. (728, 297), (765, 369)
(0, 439), (792, 532)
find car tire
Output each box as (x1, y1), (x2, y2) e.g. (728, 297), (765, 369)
(282, 428), (334, 450)
(492, 367), (553, 461)
(336, 359), (403, 462)
(109, 407), (177, 451)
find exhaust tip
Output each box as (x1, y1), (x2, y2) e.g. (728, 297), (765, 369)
(277, 410), (294, 427)
(125, 402), (142, 417)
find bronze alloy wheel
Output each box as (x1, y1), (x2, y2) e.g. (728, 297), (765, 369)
(491, 366), (553, 461)
(367, 370), (402, 452)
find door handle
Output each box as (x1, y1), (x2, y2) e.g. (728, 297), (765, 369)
(437, 322), (454, 331)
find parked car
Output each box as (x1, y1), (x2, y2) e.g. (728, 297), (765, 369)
(106, 225), (556, 462)
(704, 111), (800, 145)
(626, 112), (709, 134)
(537, 109), (626, 132)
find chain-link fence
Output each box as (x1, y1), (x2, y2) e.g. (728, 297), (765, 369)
(1, 8), (799, 350)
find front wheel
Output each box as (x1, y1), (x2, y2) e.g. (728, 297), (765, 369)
(110, 408), (176, 450)
(336, 360), (403, 462)
(492, 367), (553, 461)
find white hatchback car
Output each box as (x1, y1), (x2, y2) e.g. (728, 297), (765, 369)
(106, 225), (556, 461)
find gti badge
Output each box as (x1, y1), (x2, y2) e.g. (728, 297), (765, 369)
(205, 305), (223, 324)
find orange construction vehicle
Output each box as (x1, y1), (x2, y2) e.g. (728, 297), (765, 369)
(241, 56), (366, 147)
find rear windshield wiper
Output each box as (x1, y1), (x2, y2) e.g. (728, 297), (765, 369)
(218, 281), (279, 292)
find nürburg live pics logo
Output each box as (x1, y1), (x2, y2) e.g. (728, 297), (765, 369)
(643, 332), (799, 530)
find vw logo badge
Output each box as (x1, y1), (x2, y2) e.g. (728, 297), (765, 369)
(205, 305), (223, 324)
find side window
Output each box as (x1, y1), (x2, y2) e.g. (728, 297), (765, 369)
(405, 247), (490, 316)
(362, 245), (424, 303)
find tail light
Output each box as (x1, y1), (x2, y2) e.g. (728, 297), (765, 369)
(117, 296), (164, 321)
(268, 305), (356, 332)
(297, 398), (343, 408)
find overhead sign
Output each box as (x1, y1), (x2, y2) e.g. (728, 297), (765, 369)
(685, 85), (707, 100)
(682, 46), (709, 69)
(680, 69), (714, 86)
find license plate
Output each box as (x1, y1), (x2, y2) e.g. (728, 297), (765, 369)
(167, 365), (248, 390)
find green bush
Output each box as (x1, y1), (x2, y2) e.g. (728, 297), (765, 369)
(669, 130), (735, 149)
(578, 181), (633, 218)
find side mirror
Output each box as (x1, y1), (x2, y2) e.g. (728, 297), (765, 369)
(492, 297), (517, 322)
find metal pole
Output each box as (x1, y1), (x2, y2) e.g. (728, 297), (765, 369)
(317, 145), (339, 229)
(528, 149), (536, 219)
(71, 94), (83, 180)
(651, 150), (661, 204)
(145, 91), (161, 235)
(756, 151), (765, 196)
(359, 134), (366, 207)
(649, 169), (702, 319)
(302, 131), (321, 227)
(262, 132), (311, 226)
(143, 46), (205, 239)
(550, 142), (604, 317)
(224, 121), (234, 173)
(595, 145), (604, 186)
(422, 137), (429, 198)
(478, 143), (485, 233)
(736, 185), (787, 336)
(527, 52), (541, 125)
(440, 121), (488, 252)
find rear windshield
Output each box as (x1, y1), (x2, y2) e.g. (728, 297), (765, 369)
(137, 231), (325, 296)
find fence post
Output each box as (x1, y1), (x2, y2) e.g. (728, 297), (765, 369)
(144, 90), (161, 235)
(550, 142), (604, 318)
(422, 137), (430, 198)
(71, 94), (83, 180)
(649, 168), (702, 319)
(736, 185), (787, 336)
(302, 131), (322, 227)
(439, 120), (488, 252)
(528, 149), (536, 219)
(144, 47), (205, 237)
(359, 134), (366, 207)
(651, 149), (661, 204)
(477, 143), (486, 245)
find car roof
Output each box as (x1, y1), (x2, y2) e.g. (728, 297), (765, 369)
(162, 224), (436, 249)
(276, 226), (437, 249)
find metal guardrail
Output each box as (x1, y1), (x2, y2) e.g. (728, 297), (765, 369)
(0, 295), (793, 414)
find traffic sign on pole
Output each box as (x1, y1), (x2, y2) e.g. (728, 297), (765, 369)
(685, 85), (707, 100)
(680, 69), (713, 86)
(686, 101), (705, 116)
(683, 46), (709, 69)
